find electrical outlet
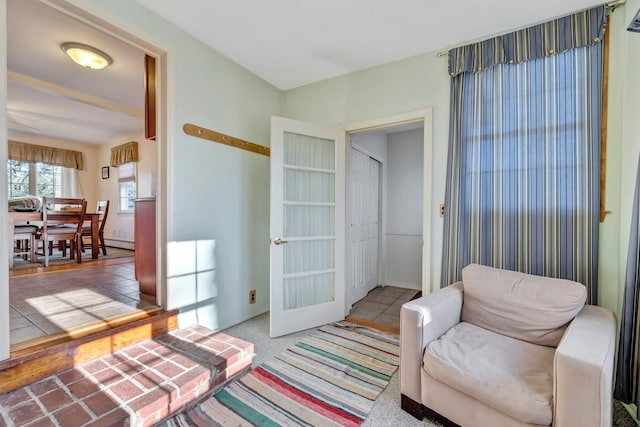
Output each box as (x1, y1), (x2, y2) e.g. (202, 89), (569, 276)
(439, 204), (445, 218)
(112, 230), (120, 237)
(249, 290), (256, 304)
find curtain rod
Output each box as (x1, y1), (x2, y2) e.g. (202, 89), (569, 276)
(436, 0), (627, 57)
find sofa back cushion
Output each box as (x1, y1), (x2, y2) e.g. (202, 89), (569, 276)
(461, 264), (586, 347)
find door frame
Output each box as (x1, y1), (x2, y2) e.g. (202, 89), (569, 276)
(0, 0), (175, 360)
(345, 108), (433, 303)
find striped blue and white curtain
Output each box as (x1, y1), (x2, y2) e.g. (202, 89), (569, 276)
(441, 6), (607, 304)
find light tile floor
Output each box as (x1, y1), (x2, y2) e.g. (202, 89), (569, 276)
(348, 285), (421, 329)
(10, 262), (157, 345)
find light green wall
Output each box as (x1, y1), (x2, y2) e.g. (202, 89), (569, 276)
(84, 0), (284, 330)
(67, 0), (640, 331)
(285, 52), (451, 293)
(284, 5), (639, 317)
(612, 0), (640, 316)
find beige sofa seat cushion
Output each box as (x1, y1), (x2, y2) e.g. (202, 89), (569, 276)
(424, 322), (555, 426)
(461, 264), (586, 347)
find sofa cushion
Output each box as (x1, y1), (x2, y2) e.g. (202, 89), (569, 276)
(461, 264), (586, 347)
(424, 322), (555, 425)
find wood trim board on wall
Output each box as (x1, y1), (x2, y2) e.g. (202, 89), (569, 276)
(144, 54), (156, 141)
(183, 123), (270, 157)
(600, 15), (611, 223)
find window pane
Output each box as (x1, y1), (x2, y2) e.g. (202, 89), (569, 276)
(284, 240), (334, 275)
(284, 169), (335, 203)
(283, 272), (335, 310)
(120, 182), (136, 211)
(7, 160), (30, 197)
(284, 132), (335, 169)
(36, 163), (62, 197)
(283, 205), (334, 237)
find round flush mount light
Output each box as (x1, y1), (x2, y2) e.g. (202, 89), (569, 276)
(61, 42), (113, 70)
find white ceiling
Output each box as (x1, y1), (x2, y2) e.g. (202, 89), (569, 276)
(6, 0), (608, 145)
(7, 0), (145, 145)
(136, 0), (607, 90)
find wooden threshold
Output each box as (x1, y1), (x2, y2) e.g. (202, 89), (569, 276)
(344, 316), (400, 334)
(10, 305), (162, 355)
(0, 309), (178, 394)
(10, 255), (134, 278)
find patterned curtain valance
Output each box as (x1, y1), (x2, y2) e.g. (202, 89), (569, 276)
(110, 141), (138, 167)
(448, 5), (607, 77)
(8, 140), (84, 170)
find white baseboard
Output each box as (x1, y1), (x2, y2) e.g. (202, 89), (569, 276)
(104, 238), (134, 250)
(384, 281), (421, 290)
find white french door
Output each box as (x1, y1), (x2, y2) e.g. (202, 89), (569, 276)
(270, 116), (345, 337)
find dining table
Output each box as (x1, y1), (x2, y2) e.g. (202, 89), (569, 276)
(8, 211), (102, 269)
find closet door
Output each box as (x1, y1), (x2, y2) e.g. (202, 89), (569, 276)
(349, 148), (369, 304)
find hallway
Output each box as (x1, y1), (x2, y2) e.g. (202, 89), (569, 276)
(347, 285), (421, 331)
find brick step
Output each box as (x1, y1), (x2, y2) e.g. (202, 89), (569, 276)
(0, 309), (179, 394)
(0, 325), (254, 427)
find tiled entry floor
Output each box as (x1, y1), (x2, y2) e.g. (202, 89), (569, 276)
(10, 262), (157, 345)
(348, 285), (420, 329)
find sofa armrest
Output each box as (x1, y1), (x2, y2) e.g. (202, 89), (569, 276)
(554, 305), (616, 427)
(400, 282), (463, 403)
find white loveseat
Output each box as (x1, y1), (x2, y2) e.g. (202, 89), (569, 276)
(400, 264), (616, 427)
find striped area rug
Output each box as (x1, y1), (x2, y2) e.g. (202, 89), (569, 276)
(166, 322), (399, 426)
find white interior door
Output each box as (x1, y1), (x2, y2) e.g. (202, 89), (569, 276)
(349, 148), (368, 304)
(349, 149), (380, 304)
(270, 116), (345, 337)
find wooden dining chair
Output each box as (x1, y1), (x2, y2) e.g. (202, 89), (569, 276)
(34, 197), (87, 267)
(13, 224), (38, 262)
(81, 200), (110, 256)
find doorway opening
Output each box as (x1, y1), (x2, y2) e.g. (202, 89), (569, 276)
(268, 109), (431, 336)
(3, 0), (167, 358)
(347, 123), (425, 309)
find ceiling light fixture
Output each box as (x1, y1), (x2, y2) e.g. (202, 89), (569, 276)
(61, 42), (113, 70)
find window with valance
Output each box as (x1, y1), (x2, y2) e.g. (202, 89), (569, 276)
(7, 140), (84, 198)
(110, 141), (139, 212)
(8, 140), (84, 170)
(441, 6), (607, 304)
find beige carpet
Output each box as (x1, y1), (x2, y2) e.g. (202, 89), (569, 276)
(614, 400), (640, 427)
(12, 246), (134, 270)
(215, 314), (640, 427)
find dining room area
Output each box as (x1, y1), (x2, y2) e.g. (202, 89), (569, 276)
(4, 0), (164, 357)
(6, 136), (159, 354)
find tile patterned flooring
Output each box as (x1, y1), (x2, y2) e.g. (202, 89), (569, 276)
(348, 285), (421, 329)
(11, 265), (418, 345)
(10, 261), (156, 345)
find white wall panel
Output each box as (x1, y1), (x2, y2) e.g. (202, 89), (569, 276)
(385, 233), (422, 289)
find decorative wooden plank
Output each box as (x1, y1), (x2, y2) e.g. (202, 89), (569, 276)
(600, 15), (611, 223)
(144, 55), (157, 140)
(183, 123), (270, 157)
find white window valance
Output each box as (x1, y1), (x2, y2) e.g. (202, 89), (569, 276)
(8, 140), (84, 170)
